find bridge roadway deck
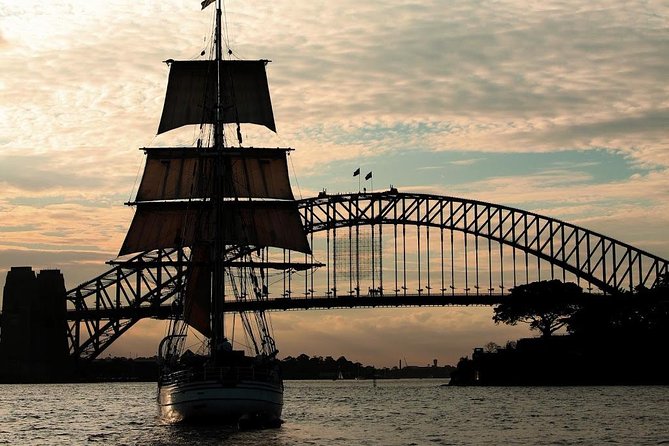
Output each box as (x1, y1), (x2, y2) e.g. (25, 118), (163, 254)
(65, 293), (507, 320)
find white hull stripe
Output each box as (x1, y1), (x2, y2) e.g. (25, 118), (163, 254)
(159, 397), (283, 408)
(161, 382), (282, 395)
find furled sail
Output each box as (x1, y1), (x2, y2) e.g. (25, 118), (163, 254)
(157, 60), (276, 134)
(183, 245), (211, 337)
(119, 201), (310, 256)
(135, 148), (294, 201)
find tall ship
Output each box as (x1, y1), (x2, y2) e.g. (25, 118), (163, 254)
(118, 0), (312, 425)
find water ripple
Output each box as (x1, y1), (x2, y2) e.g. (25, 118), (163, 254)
(0, 381), (668, 445)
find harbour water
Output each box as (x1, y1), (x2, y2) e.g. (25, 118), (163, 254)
(1, 379), (668, 445)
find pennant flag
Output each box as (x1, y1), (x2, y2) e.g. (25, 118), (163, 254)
(365, 171), (373, 180)
(201, 0), (215, 9)
(353, 168), (360, 177)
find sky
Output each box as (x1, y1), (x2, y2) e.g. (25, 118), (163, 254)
(1, 0), (668, 367)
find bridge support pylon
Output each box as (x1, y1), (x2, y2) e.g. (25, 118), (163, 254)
(0, 266), (73, 382)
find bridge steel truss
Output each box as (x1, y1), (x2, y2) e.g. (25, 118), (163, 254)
(66, 248), (187, 360)
(297, 191), (669, 297)
(64, 191), (669, 361)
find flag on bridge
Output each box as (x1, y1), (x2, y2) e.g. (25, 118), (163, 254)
(353, 168), (360, 177)
(365, 171), (373, 180)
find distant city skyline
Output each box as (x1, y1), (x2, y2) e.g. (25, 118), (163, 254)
(1, 0), (668, 366)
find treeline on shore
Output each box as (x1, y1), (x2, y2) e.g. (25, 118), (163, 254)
(80, 354), (454, 382)
(278, 354), (454, 380)
(450, 278), (669, 386)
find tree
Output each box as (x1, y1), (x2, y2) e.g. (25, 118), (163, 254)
(484, 342), (501, 353)
(493, 280), (583, 338)
(569, 276), (669, 338)
(652, 271), (669, 292)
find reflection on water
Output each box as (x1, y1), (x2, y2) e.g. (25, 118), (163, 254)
(1, 380), (668, 445)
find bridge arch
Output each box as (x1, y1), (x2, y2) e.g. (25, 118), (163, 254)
(298, 191), (668, 295)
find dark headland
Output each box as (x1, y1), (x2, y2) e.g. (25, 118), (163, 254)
(450, 279), (669, 386)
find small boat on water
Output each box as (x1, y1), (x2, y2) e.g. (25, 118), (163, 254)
(117, 0), (313, 426)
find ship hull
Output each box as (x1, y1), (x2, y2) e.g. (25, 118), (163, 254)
(158, 379), (283, 426)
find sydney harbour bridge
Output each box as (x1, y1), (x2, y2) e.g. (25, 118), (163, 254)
(56, 190), (669, 362)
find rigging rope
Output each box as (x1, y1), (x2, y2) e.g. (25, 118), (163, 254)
(222, 0), (231, 57)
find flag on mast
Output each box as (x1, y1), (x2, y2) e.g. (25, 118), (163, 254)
(353, 168), (360, 177)
(365, 171), (372, 180)
(201, 0), (215, 9)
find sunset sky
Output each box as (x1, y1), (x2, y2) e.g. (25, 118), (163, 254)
(1, 0), (668, 367)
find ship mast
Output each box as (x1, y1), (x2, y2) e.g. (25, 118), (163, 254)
(211, 0), (225, 357)
(214, 0), (224, 150)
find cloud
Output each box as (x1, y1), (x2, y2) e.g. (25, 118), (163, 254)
(448, 158), (484, 166)
(0, 154), (107, 192)
(0, 199), (131, 259)
(3, 1), (668, 168)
